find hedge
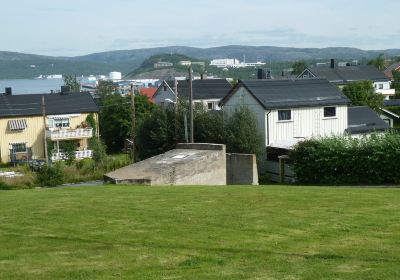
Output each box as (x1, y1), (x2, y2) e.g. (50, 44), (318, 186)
(289, 133), (400, 185)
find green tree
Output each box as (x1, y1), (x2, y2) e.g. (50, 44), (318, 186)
(97, 80), (116, 101)
(136, 107), (178, 160)
(291, 61), (307, 76)
(368, 53), (386, 70)
(194, 109), (225, 144)
(225, 106), (263, 158)
(63, 75), (80, 92)
(99, 94), (155, 153)
(392, 71), (400, 97)
(342, 81), (384, 112)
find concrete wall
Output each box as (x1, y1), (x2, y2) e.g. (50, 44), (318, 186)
(105, 143), (227, 186)
(226, 153), (258, 185)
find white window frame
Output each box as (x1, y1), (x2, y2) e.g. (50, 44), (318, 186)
(51, 118), (70, 128)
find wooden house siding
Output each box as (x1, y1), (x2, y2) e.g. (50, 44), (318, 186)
(0, 113), (96, 163)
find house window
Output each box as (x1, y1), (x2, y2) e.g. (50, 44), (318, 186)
(163, 85), (167, 91)
(324, 107), (336, 118)
(207, 102), (215, 110)
(278, 110), (291, 121)
(379, 84), (384, 89)
(11, 143), (27, 153)
(53, 118), (70, 128)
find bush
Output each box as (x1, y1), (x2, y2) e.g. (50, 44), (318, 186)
(90, 138), (107, 164)
(0, 181), (12, 190)
(290, 133), (400, 185)
(35, 164), (64, 187)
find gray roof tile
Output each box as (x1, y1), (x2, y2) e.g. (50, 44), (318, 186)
(0, 92), (99, 118)
(165, 79), (232, 100)
(222, 78), (350, 109)
(306, 65), (390, 83)
(346, 106), (388, 134)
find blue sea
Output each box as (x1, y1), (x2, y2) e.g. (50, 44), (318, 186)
(0, 79), (65, 95)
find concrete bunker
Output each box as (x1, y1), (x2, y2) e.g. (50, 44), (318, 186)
(104, 143), (258, 186)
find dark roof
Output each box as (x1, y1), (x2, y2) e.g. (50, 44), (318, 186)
(304, 65), (390, 83)
(384, 63), (400, 79)
(165, 79), (232, 99)
(384, 99), (400, 107)
(346, 106), (388, 134)
(221, 78), (350, 109)
(0, 92), (99, 118)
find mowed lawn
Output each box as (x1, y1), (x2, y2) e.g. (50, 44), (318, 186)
(0, 186), (399, 279)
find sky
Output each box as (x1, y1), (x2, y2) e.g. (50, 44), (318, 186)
(1, 0), (399, 57)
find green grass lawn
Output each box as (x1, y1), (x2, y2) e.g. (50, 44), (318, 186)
(0, 185), (399, 279)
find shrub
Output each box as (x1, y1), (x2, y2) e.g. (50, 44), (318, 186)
(0, 181), (12, 190)
(290, 133), (400, 185)
(90, 138), (107, 164)
(35, 164), (64, 187)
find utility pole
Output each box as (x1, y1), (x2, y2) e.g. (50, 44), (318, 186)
(130, 84), (136, 163)
(188, 66), (194, 143)
(42, 96), (49, 164)
(174, 79), (179, 143)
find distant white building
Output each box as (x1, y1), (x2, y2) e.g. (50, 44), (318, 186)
(154, 62), (173, 68)
(210, 58), (266, 68)
(210, 58), (241, 68)
(179, 61), (206, 67)
(109, 72), (122, 81)
(179, 61), (192, 66)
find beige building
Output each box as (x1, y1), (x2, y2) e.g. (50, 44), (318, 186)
(0, 92), (99, 163)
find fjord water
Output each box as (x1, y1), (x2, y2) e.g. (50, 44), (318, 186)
(0, 79), (64, 95)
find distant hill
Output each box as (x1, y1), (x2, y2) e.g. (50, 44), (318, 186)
(125, 53), (207, 79)
(1, 45), (400, 79)
(75, 45), (400, 64)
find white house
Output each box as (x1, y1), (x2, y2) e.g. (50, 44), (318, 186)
(220, 78), (352, 150)
(221, 77), (391, 149)
(298, 59), (395, 99)
(153, 78), (232, 111)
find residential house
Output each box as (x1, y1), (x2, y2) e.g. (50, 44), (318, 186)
(153, 78), (232, 110)
(346, 106), (389, 137)
(384, 62), (400, 79)
(139, 88), (157, 103)
(379, 108), (399, 128)
(220, 78), (351, 150)
(298, 59), (395, 99)
(0, 92), (99, 163)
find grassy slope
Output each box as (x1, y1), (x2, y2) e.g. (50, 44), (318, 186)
(0, 185), (399, 279)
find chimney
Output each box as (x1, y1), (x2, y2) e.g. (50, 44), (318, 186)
(60, 86), (70, 94)
(257, 69), (267, 79)
(330, 59), (335, 69)
(5, 87), (12, 96)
